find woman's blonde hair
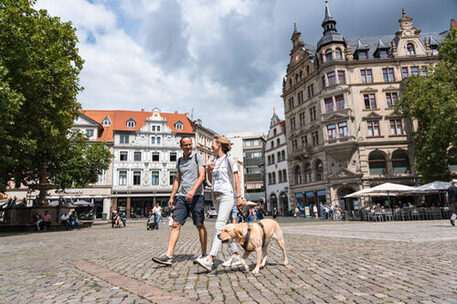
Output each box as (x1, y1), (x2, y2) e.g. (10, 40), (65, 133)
(214, 135), (232, 153)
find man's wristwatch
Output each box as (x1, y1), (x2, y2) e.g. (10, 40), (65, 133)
(235, 194), (241, 198)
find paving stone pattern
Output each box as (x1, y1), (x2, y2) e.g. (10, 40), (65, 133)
(1, 219), (457, 303)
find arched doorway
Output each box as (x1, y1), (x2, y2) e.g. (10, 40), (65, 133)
(269, 193), (277, 214)
(337, 186), (358, 212)
(279, 192), (288, 215)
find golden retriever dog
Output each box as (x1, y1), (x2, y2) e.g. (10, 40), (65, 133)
(218, 219), (288, 274)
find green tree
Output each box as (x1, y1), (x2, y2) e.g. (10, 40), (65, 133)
(396, 29), (457, 182)
(0, 0), (112, 205)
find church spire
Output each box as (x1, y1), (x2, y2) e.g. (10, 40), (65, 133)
(317, 1), (344, 51)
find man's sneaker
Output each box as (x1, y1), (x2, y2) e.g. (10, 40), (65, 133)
(152, 253), (172, 266)
(193, 253), (207, 264)
(451, 219), (455, 227)
(222, 255), (242, 267)
(194, 255), (213, 272)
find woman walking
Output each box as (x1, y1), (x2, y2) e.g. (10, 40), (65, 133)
(194, 135), (243, 271)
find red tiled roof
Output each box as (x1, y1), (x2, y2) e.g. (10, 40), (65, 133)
(81, 110), (194, 142)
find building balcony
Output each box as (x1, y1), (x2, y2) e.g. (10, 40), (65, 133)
(245, 173), (263, 182)
(291, 145), (314, 161)
(323, 136), (357, 156)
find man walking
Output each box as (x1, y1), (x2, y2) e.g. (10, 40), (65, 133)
(152, 136), (207, 265)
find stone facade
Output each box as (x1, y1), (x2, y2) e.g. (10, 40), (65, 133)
(282, 5), (446, 214)
(265, 112), (290, 214)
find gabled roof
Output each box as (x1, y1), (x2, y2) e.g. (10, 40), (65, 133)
(81, 110), (194, 142)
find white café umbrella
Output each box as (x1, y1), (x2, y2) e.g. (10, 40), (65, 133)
(410, 181), (451, 194)
(344, 182), (415, 198)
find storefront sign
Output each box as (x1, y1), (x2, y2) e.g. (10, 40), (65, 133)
(0, 193), (7, 199)
(295, 192), (304, 198)
(305, 206), (310, 216)
(305, 192), (314, 197)
(316, 190), (326, 196)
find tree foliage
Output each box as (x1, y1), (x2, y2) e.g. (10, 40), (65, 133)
(0, 0), (112, 203)
(396, 29), (457, 182)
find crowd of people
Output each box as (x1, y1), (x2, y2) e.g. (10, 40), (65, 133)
(33, 210), (80, 231)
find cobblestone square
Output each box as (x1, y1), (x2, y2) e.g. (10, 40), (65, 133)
(1, 219), (457, 303)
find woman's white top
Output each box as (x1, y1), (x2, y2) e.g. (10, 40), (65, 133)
(211, 154), (238, 195)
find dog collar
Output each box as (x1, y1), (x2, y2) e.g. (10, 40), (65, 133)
(242, 221), (266, 252)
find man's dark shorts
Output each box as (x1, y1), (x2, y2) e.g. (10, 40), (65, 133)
(172, 195), (205, 226)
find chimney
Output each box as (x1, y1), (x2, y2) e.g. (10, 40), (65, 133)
(174, 111), (178, 114)
(185, 112), (189, 117)
(451, 19), (457, 30)
(141, 108), (144, 112)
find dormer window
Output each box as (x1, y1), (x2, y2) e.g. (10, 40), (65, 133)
(379, 50), (388, 59)
(358, 50), (368, 60)
(325, 49), (332, 61)
(406, 43), (415, 55)
(335, 48), (342, 59)
(102, 115), (111, 126)
(175, 121), (183, 130)
(127, 118), (136, 128)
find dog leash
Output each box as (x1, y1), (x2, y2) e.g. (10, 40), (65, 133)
(242, 221), (266, 251)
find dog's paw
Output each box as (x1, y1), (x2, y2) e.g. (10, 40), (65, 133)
(251, 268), (260, 274)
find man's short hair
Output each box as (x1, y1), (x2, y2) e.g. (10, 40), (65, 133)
(180, 136), (192, 145)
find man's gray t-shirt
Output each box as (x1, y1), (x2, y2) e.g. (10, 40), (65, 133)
(177, 153), (205, 196)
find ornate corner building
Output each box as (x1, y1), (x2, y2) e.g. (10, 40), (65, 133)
(283, 4), (449, 213)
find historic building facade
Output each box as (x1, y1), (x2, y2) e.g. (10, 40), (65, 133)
(265, 111), (290, 214)
(283, 5), (447, 214)
(227, 132), (266, 202)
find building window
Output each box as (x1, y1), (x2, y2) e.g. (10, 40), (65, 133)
(421, 66), (428, 76)
(277, 152), (281, 162)
(134, 151), (141, 161)
(379, 50), (389, 59)
(273, 128), (277, 136)
(401, 67), (409, 78)
(358, 50), (368, 60)
(86, 129), (94, 137)
(299, 112), (305, 126)
(392, 150), (410, 174)
(102, 118), (111, 126)
(315, 160), (323, 181)
(120, 134), (129, 144)
(152, 126), (156, 131)
(156, 137), (161, 145)
(272, 172), (276, 184)
(119, 171), (127, 186)
(151, 137), (155, 145)
(338, 122), (348, 137)
(337, 70), (346, 84)
(290, 118), (296, 131)
(169, 171), (176, 185)
(363, 94), (377, 109)
(283, 169), (288, 182)
(325, 49), (332, 61)
(127, 119), (136, 128)
(327, 71), (336, 86)
(307, 84), (314, 98)
(410, 66), (419, 76)
(335, 48), (342, 59)
(294, 166), (302, 185)
(301, 136), (307, 147)
(272, 154), (275, 164)
(324, 98), (334, 113)
(360, 69), (373, 83)
(292, 139), (298, 151)
(312, 131), (319, 146)
(152, 152), (160, 162)
(386, 92), (399, 108)
(268, 173), (272, 185)
(432, 48), (438, 55)
(281, 150), (286, 161)
(170, 152), (177, 162)
(382, 68), (395, 82)
(133, 171), (141, 185)
(367, 120), (380, 136)
(369, 151), (387, 175)
(321, 75), (326, 88)
(310, 107), (317, 121)
(327, 124), (337, 139)
(276, 138), (280, 146)
(151, 171), (160, 185)
(390, 119), (403, 135)
(304, 163), (312, 183)
(335, 95), (344, 110)
(406, 43), (415, 55)
(175, 121), (183, 130)
(306, 65), (310, 75)
(288, 97), (294, 110)
(120, 151), (128, 161)
(298, 91), (304, 104)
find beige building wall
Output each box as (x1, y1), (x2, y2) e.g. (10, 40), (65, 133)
(283, 6), (445, 212)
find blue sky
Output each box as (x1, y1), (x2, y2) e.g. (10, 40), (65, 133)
(35, 0), (457, 134)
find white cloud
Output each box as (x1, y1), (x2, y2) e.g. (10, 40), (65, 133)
(34, 0), (281, 134)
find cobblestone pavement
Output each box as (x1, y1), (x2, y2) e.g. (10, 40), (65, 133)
(1, 219), (457, 304)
